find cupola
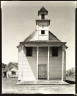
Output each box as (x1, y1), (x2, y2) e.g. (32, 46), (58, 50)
(36, 7), (50, 40)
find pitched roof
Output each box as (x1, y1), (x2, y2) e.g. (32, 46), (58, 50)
(24, 30), (61, 42)
(23, 30), (37, 42)
(38, 7), (48, 15)
(49, 31), (61, 42)
(17, 30), (68, 48)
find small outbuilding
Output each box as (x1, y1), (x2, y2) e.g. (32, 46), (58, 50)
(7, 67), (18, 78)
(17, 7), (68, 82)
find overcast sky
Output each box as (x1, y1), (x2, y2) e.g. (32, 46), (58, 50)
(1, 1), (76, 70)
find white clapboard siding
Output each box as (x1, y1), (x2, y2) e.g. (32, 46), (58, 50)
(39, 47), (48, 56)
(38, 57), (48, 64)
(38, 47), (48, 64)
(29, 31), (38, 41)
(18, 46), (37, 81)
(38, 35), (48, 40)
(49, 47), (62, 80)
(63, 50), (66, 80)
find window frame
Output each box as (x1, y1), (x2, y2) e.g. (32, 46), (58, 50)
(41, 30), (45, 34)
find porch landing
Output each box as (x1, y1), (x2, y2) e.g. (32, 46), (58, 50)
(17, 80), (69, 85)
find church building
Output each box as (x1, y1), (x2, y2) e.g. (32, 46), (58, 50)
(17, 7), (68, 82)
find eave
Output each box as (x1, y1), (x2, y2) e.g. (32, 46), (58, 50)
(19, 41), (68, 49)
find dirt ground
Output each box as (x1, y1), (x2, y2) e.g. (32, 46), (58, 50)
(2, 78), (75, 94)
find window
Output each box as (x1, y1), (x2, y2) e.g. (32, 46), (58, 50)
(52, 47), (58, 56)
(12, 71), (16, 75)
(41, 30), (45, 34)
(26, 47), (32, 56)
(41, 14), (45, 19)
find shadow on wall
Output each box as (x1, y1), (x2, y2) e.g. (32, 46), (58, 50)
(24, 47), (37, 79)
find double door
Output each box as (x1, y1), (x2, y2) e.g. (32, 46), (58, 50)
(38, 64), (47, 79)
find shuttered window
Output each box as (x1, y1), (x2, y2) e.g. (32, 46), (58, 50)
(26, 47), (32, 56)
(52, 47), (58, 56)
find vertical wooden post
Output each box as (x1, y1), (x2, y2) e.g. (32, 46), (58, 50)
(48, 46), (50, 80)
(37, 46), (38, 80)
(22, 45), (24, 81)
(62, 46), (64, 81)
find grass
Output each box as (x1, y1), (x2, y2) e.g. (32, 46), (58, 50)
(2, 77), (75, 94)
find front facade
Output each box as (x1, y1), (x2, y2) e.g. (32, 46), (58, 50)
(17, 7), (67, 81)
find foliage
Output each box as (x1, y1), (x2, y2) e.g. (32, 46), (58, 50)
(66, 68), (75, 77)
(2, 63), (7, 69)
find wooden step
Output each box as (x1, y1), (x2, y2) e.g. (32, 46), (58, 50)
(17, 80), (69, 85)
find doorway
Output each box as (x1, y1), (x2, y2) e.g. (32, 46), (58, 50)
(38, 64), (47, 79)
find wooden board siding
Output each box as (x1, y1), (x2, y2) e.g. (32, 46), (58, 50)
(38, 47), (48, 64)
(38, 30), (48, 40)
(18, 45), (64, 81)
(18, 45), (37, 81)
(18, 45), (23, 80)
(49, 47), (62, 80)
(63, 50), (66, 80)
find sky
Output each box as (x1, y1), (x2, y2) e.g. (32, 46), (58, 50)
(1, 1), (76, 70)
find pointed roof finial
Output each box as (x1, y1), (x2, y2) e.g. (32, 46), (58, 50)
(38, 7), (48, 16)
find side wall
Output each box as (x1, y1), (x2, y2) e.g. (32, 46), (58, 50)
(18, 45), (23, 81)
(63, 50), (66, 80)
(18, 45), (37, 81)
(49, 47), (62, 80)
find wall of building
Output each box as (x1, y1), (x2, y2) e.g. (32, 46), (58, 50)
(18, 45), (37, 81)
(7, 70), (18, 78)
(49, 47), (62, 80)
(63, 50), (66, 80)
(38, 47), (48, 65)
(18, 45), (65, 81)
(38, 47), (63, 80)
(37, 25), (49, 40)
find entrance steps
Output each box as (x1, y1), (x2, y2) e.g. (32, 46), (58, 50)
(17, 80), (69, 85)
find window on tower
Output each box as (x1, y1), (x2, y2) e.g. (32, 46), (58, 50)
(41, 14), (45, 19)
(41, 30), (45, 34)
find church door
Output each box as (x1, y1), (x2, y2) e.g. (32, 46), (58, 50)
(38, 64), (47, 79)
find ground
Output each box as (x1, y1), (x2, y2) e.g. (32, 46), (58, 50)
(2, 77), (75, 94)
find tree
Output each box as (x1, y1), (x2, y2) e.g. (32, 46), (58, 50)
(66, 68), (75, 76)
(2, 63), (7, 69)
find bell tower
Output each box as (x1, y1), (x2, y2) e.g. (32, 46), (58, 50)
(36, 7), (50, 40)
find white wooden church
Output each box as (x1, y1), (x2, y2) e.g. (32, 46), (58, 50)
(17, 7), (68, 82)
